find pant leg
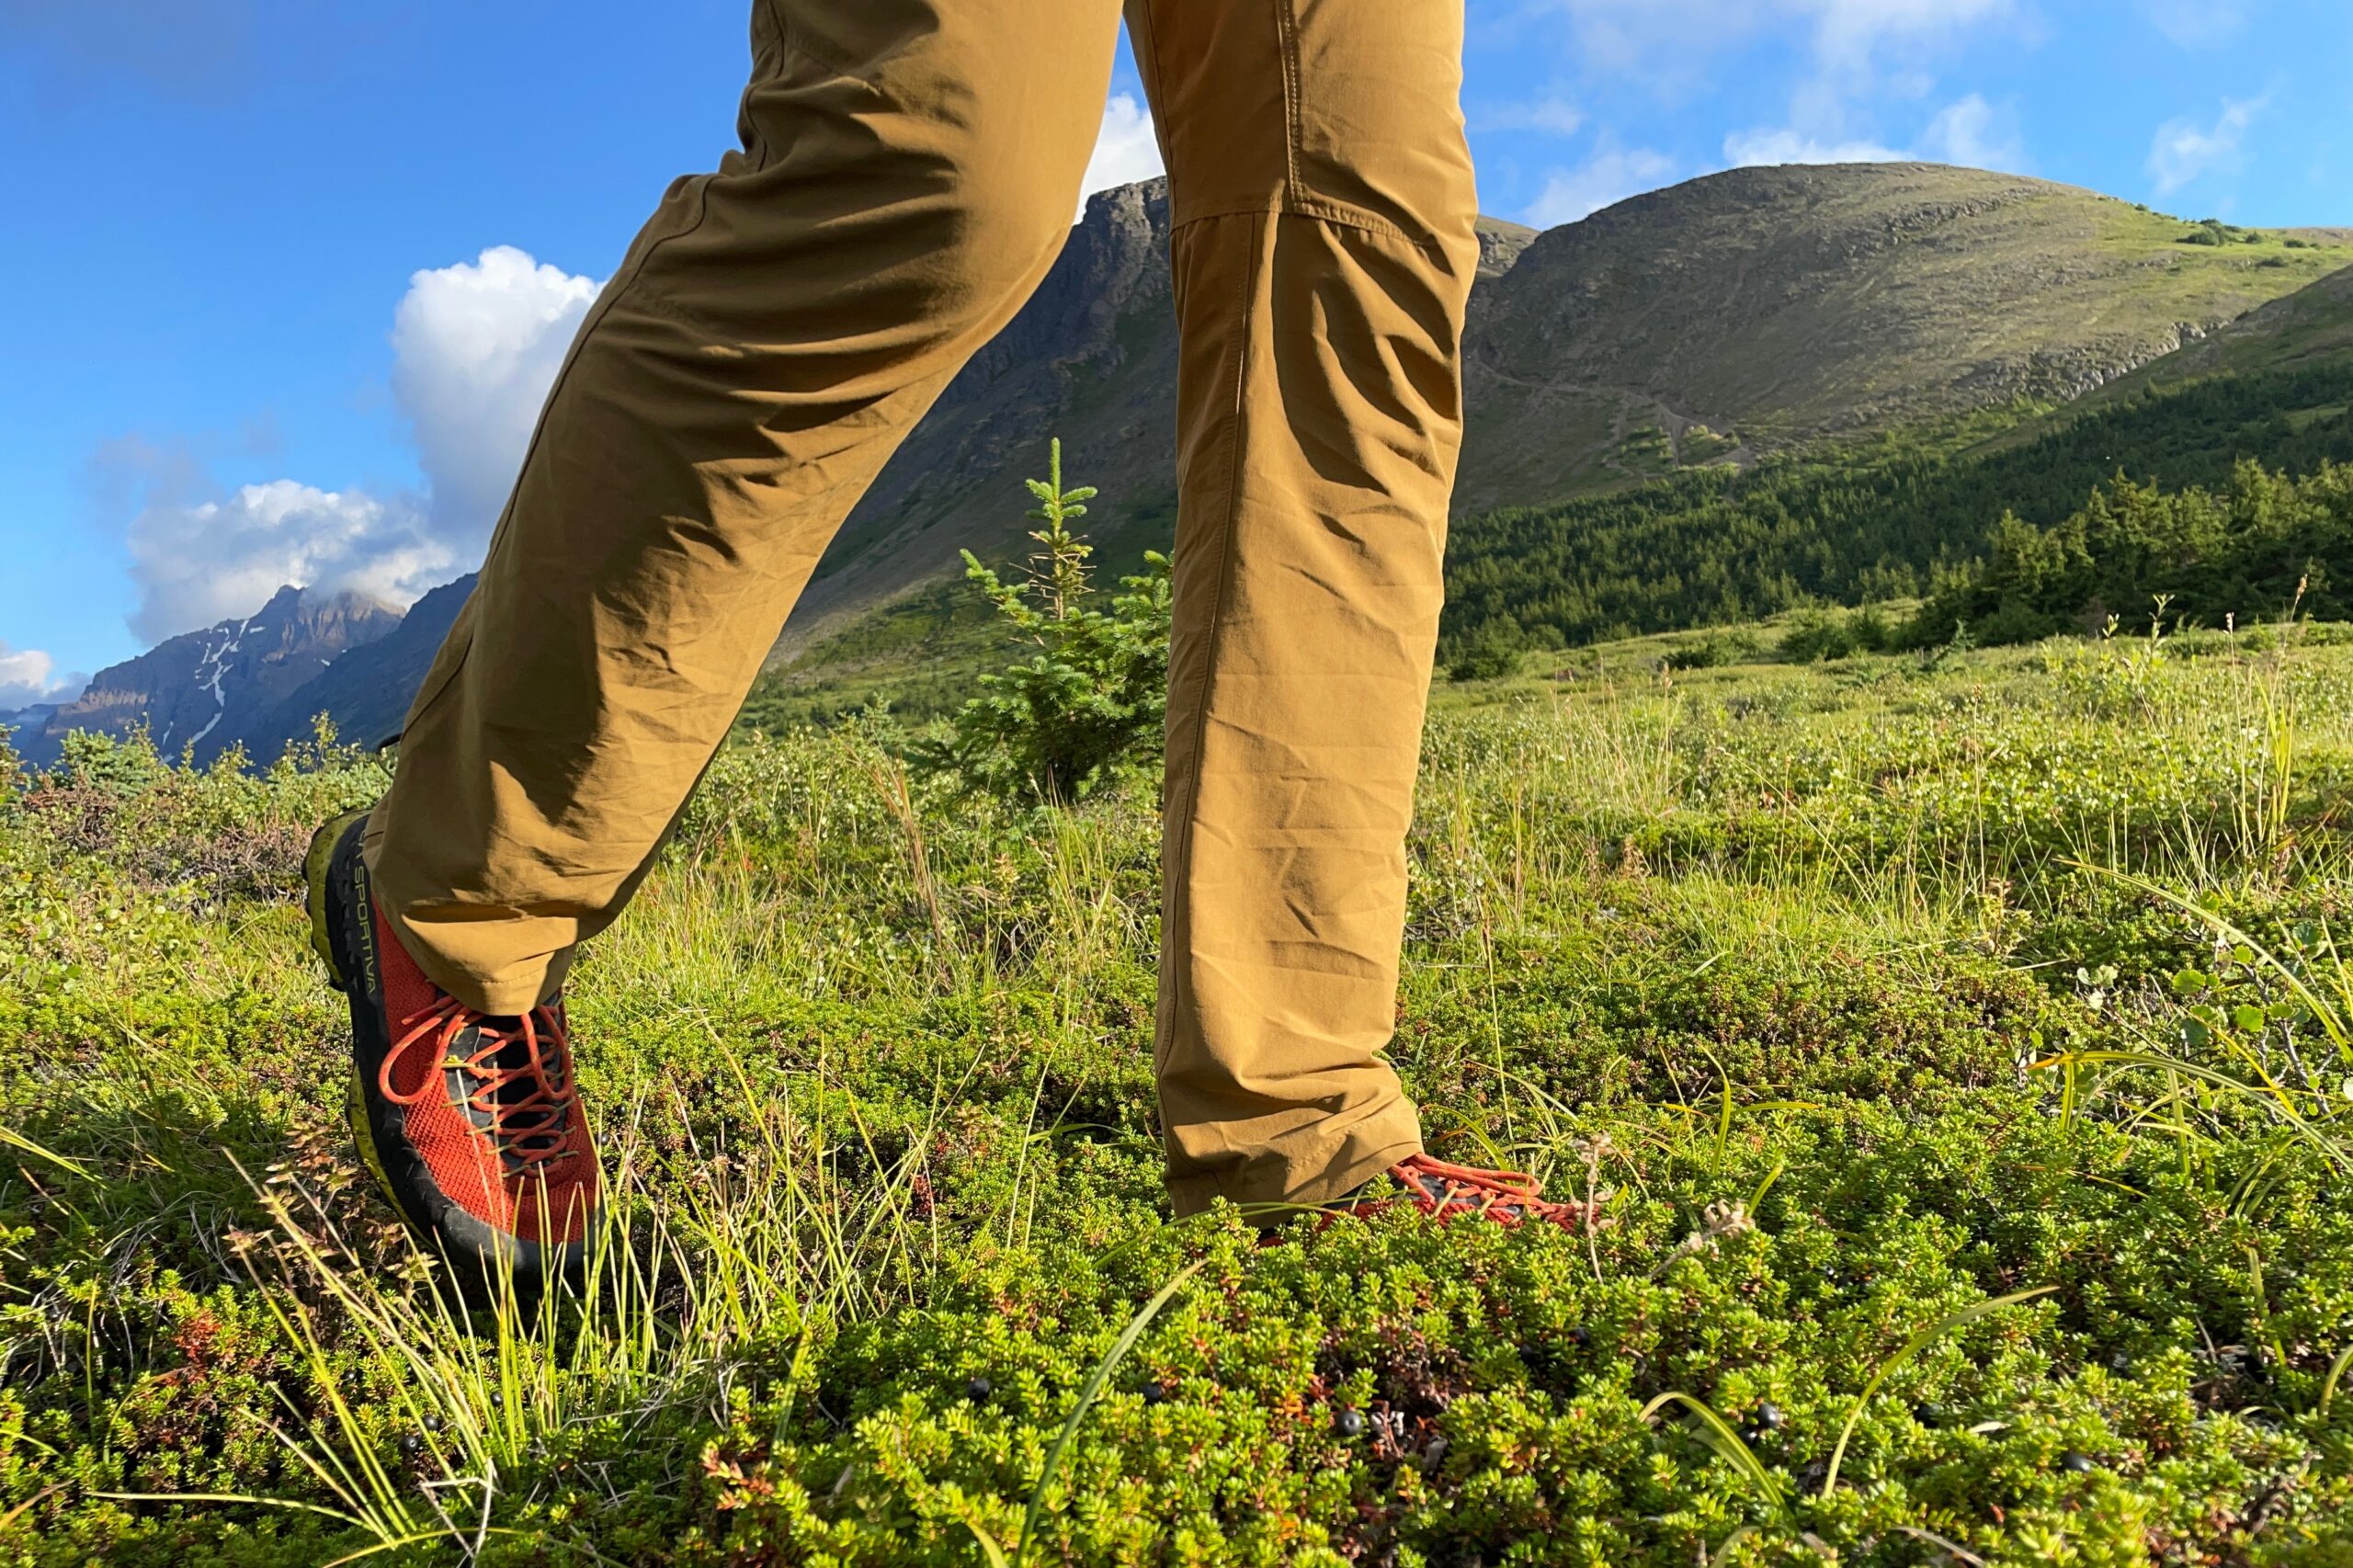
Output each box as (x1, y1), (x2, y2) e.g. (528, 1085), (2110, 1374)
(366, 0), (1125, 1015)
(1130, 0), (1482, 1215)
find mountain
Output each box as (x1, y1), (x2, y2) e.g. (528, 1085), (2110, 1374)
(31, 164), (2353, 762)
(214, 574), (477, 761)
(2086, 253), (2353, 392)
(12, 586), (402, 769)
(782, 165), (2349, 651)
(757, 164), (2351, 708)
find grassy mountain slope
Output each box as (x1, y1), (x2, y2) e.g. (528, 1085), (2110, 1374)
(1438, 345), (2353, 661)
(1457, 164), (2351, 508)
(771, 165), (2348, 699)
(2086, 254), (2353, 390)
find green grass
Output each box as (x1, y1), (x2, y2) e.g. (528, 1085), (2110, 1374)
(11, 625), (2353, 1563)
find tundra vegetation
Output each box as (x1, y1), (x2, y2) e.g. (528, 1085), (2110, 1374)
(10, 458), (2353, 1563)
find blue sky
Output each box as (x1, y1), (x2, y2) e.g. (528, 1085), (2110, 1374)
(2, 0), (2348, 705)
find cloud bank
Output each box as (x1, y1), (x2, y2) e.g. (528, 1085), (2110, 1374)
(2148, 96), (2266, 196)
(2141, 0), (2254, 49)
(1518, 0), (2031, 224)
(0, 642), (86, 713)
(1526, 141), (1678, 224)
(116, 246), (601, 642)
(391, 245), (600, 559)
(1081, 93), (1165, 215)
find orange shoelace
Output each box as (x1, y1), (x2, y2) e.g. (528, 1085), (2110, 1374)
(383, 994), (581, 1171)
(1387, 1153), (1580, 1227)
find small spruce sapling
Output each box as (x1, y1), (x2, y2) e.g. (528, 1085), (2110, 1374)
(915, 440), (1172, 804)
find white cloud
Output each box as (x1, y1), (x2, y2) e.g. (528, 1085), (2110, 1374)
(1724, 128), (1908, 166)
(1920, 93), (2026, 170)
(1529, 0), (2017, 92)
(1802, 0), (2017, 79)
(1527, 0), (2026, 181)
(1525, 142), (1678, 225)
(110, 245), (601, 643)
(1724, 92), (2023, 173)
(0, 643), (85, 713)
(119, 472), (446, 642)
(1079, 93), (1165, 216)
(2141, 0), (2253, 47)
(1520, 0), (1762, 94)
(1478, 94), (1586, 136)
(2148, 96), (2267, 195)
(391, 245), (600, 554)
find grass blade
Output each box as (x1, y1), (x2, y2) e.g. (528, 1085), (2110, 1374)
(1016, 1259), (1204, 1562)
(1821, 1286), (2054, 1496)
(1640, 1392), (1787, 1517)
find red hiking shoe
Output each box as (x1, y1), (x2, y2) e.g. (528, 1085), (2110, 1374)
(304, 810), (599, 1296)
(1347, 1153), (1596, 1231)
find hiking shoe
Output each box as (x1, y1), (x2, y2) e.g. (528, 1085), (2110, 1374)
(303, 809), (599, 1296)
(1346, 1153), (1597, 1231)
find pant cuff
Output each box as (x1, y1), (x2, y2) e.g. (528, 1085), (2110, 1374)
(1165, 1104), (1426, 1221)
(359, 812), (571, 1015)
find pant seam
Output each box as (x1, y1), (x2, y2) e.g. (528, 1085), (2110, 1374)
(744, 0), (794, 167)
(1126, 0), (1165, 113)
(1169, 199), (1424, 255)
(1275, 0), (1304, 201)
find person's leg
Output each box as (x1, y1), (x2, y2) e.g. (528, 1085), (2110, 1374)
(310, 0), (1124, 1290)
(1129, 0), (1486, 1216)
(367, 0), (1125, 1014)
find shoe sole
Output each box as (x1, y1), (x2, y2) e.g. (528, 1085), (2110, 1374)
(303, 808), (368, 988)
(306, 810), (403, 1218)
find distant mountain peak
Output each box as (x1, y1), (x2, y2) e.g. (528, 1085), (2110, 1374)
(14, 582), (404, 769)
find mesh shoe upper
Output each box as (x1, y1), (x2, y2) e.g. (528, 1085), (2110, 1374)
(368, 900), (599, 1249)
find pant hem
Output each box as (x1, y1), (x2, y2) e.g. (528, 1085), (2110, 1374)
(1165, 1117), (1426, 1221)
(360, 814), (567, 1016)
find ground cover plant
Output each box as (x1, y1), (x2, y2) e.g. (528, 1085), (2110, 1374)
(9, 616), (2353, 1562)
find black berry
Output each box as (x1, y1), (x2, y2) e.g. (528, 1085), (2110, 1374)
(1753, 1402), (1788, 1431)
(399, 1435), (424, 1459)
(965, 1376), (993, 1402)
(1335, 1408), (1367, 1438)
(1566, 1326), (1591, 1348)
(2062, 1450), (2096, 1474)
(423, 1413), (444, 1433)
(1142, 1380), (1171, 1406)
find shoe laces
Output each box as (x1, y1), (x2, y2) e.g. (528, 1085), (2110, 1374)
(1388, 1153), (1581, 1228)
(385, 994), (581, 1173)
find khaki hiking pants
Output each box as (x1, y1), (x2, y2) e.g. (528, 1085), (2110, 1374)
(364, 0), (1479, 1216)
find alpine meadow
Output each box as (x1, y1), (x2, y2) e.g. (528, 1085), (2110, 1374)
(16, 151), (2353, 1565)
